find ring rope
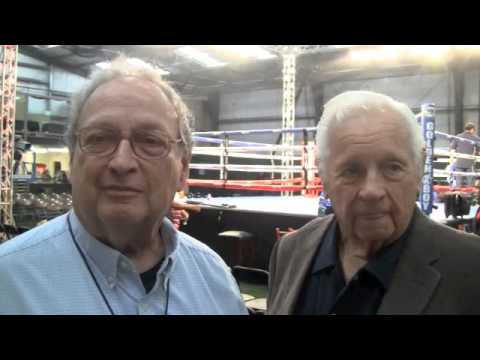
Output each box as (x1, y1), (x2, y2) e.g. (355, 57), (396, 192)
(193, 127), (317, 137)
(189, 164), (316, 173)
(435, 130), (480, 146)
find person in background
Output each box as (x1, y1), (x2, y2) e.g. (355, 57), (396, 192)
(450, 123), (480, 187)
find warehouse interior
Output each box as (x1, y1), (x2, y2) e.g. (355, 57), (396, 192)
(3, 45), (480, 314)
(7, 44), (480, 253)
(12, 45), (480, 163)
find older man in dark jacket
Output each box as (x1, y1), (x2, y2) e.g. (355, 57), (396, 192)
(267, 91), (480, 315)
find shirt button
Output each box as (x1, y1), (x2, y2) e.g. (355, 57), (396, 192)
(107, 276), (115, 288)
(120, 261), (129, 271)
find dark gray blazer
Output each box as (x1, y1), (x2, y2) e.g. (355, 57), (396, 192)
(267, 207), (480, 314)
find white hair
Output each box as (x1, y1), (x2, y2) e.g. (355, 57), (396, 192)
(315, 90), (425, 175)
(65, 55), (194, 160)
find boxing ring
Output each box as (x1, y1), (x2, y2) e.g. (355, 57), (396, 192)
(181, 104), (480, 272)
(188, 195), (478, 223)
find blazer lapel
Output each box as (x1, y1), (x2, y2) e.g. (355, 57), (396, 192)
(378, 209), (441, 314)
(278, 216), (334, 314)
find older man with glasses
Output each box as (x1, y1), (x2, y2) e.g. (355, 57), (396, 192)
(0, 56), (248, 315)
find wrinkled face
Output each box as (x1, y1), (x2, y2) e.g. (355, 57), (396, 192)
(69, 77), (188, 238)
(323, 111), (422, 245)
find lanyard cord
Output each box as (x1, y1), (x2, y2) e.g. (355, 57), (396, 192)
(67, 215), (171, 315)
(165, 278), (170, 315)
(67, 215), (115, 315)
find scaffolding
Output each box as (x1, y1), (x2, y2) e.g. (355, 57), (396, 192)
(264, 46), (328, 196)
(0, 45), (18, 240)
(281, 52), (296, 196)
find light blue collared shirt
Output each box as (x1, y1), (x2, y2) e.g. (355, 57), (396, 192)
(0, 210), (248, 315)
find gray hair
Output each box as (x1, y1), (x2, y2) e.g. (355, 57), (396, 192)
(65, 55), (194, 160)
(315, 90), (425, 176)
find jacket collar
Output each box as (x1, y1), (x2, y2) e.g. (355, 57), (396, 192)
(377, 207), (441, 314)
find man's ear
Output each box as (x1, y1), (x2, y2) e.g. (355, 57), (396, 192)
(177, 156), (189, 191)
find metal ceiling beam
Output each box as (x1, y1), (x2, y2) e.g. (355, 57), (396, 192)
(17, 62), (49, 71)
(19, 45), (89, 78)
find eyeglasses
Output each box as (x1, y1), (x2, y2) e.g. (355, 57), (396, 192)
(76, 127), (184, 159)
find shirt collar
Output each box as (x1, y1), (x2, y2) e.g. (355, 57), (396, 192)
(363, 239), (403, 289)
(68, 210), (179, 285)
(158, 216), (179, 285)
(311, 219), (338, 274)
(363, 216), (413, 289)
(310, 214), (413, 290)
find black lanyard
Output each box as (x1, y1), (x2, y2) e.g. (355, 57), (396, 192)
(67, 215), (170, 315)
(67, 215), (115, 315)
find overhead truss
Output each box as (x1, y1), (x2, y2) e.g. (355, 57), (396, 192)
(0, 45), (18, 237)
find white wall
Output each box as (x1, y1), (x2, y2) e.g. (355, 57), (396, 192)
(463, 70), (480, 140)
(218, 87), (317, 144)
(17, 58), (88, 121)
(323, 73), (454, 148)
(184, 99), (212, 132)
(214, 71), (480, 148)
(464, 70), (480, 107)
(323, 73), (452, 108)
(51, 67), (86, 93)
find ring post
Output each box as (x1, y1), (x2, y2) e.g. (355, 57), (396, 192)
(420, 103), (436, 216)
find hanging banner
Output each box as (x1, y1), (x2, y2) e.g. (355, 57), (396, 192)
(419, 103), (435, 215)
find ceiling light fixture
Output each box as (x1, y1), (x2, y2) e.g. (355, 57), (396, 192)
(176, 46), (226, 68)
(407, 45), (451, 59)
(214, 45), (276, 60)
(350, 46), (400, 62)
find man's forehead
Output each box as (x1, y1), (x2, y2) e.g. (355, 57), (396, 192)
(328, 114), (412, 158)
(79, 77), (177, 122)
(88, 77), (172, 104)
(331, 111), (407, 137)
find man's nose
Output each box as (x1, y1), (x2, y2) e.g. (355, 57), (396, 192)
(358, 168), (387, 200)
(107, 139), (139, 174)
